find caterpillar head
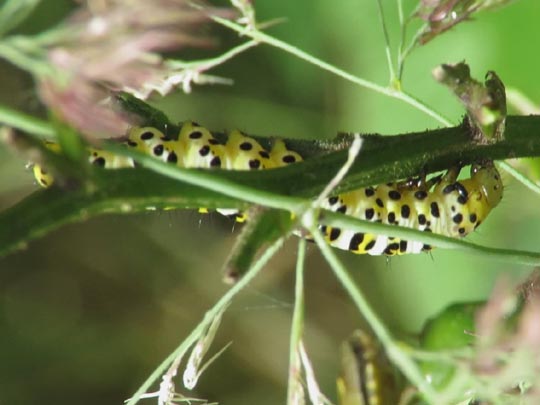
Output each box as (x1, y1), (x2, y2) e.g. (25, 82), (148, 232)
(471, 162), (503, 209)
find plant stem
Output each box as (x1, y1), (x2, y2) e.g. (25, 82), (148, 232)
(0, 41), (52, 77)
(0, 104), (54, 137)
(498, 161), (540, 195)
(286, 238), (306, 404)
(108, 144), (306, 212)
(310, 224), (439, 402)
(375, 0), (397, 84)
(167, 40), (258, 71)
(211, 16), (453, 127)
(125, 236), (285, 405)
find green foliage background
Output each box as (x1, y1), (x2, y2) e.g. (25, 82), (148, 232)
(0, 1), (539, 404)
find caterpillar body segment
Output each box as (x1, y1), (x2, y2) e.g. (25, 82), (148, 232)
(320, 162), (503, 255)
(32, 141), (64, 188)
(88, 145), (136, 169)
(31, 121), (503, 256)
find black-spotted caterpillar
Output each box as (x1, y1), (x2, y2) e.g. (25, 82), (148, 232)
(337, 329), (398, 405)
(32, 121), (503, 255)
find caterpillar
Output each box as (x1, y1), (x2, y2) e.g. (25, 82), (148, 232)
(320, 162), (503, 255)
(337, 330), (399, 405)
(33, 122), (303, 222)
(32, 121), (503, 255)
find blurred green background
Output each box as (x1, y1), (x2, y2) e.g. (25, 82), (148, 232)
(0, 0), (539, 404)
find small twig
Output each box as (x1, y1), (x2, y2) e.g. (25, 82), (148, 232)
(499, 161), (540, 196)
(287, 238), (306, 405)
(313, 134), (363, 207)
(125, 236), (285, 405)
(375, 0), (397, 84)
(210, 15), (453, 127)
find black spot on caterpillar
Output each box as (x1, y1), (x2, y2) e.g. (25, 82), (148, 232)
(32, 121), (504, 256)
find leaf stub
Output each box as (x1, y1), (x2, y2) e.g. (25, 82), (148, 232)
(433, 62), (507, 144)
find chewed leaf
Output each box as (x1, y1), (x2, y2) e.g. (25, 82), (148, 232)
(433, 63), (506, 142)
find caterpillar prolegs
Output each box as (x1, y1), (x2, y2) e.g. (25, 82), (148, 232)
(32, 121), (503, 256)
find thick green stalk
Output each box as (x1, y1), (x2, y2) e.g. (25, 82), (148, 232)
(3, 115), (540, 258)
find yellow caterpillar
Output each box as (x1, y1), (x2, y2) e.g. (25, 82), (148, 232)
(320, 162), (503, 255)
(32, 121), (503, 255)
(337, 330), (399, 405)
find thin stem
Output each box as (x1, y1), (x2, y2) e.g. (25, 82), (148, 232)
(393, 90), (454, 126)
(399, 23), (426, 71)
(396, 0), (406, 80)
(0, 104), (54, 137)
(212, 17), (387, 94)
(22, 26), (77, 47)
(107, 144), (306, 212)
(126, 236), (285, 405)
(0, 41), (52, 77)
(309, 224), (439, 402)
(499, 161), (540, 195)
(167, 40), (258, 71)
(397, 4), (404, 74)
(211, 16), (453, 127)
(286, 238), (306, 405)
(314, 135), (363, 207)
(0, 0), (41, 38)
(375, 0), (397, 84)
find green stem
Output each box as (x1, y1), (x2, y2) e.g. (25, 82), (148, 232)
(167, 40), (258, 71)
(125, 236), (285, 405)
(398, 6), (428, 77)
(396, 0), (406, 80)
(211, 16), (453, 127)
(0, 41), (52, 77)
(0, 104), (54, 137)
(286, 238), (306, 404)
(108, 145), (306, 212)
(309, 224), (439, 402)
(375, 0), (397, 84)
(0, 0), (42, 38)
(15, 26), (77, 47)
(499, 161), (540, 195)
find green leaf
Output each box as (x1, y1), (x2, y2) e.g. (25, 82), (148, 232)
(222, 207), (295, 283)
(419, 302), (481, 390)
(115, 92), (174, 133)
